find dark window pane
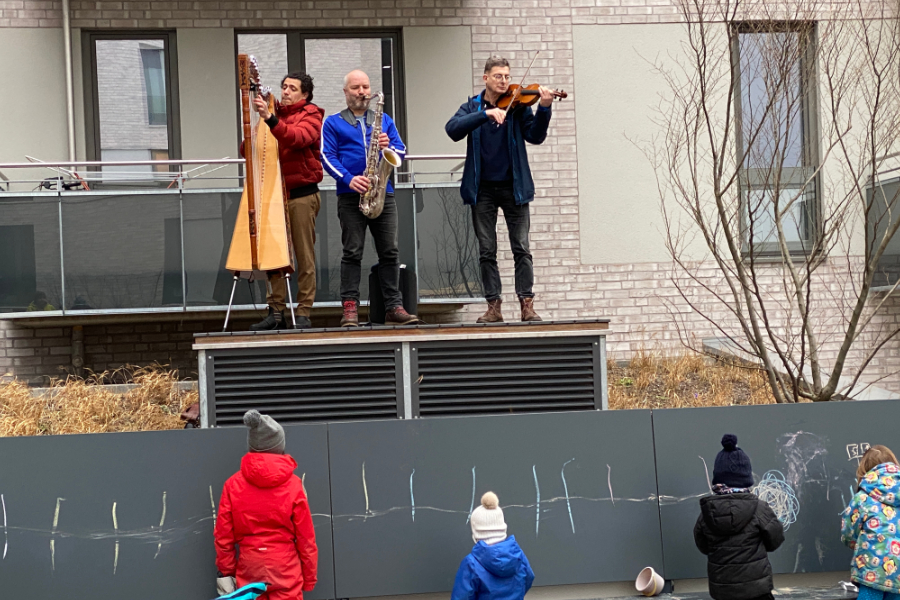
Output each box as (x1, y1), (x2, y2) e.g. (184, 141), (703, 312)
(236, 34), (288, 94)
(0, 197), (62, 313)
(141, 48), (167, 125)
(739, 31), (804, 170)
(305, 38), (393, 118)
(95, 39), (170, 180)
(61, 192), (182, 310)
(415, 185), (482, 299)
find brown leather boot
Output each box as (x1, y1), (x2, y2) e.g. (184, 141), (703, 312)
(520, 297), (543, 322)
(340, 299), (359, 327)
(385, 306), (419, 325)
(476, 299), (504, 323)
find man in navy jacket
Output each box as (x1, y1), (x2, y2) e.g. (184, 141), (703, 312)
(322, 70), (418, 326)
(445, 56), (553, 323)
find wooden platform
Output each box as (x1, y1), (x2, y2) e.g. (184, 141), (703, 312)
(194, 320), (611, 427)
(193, 319), (610, 349)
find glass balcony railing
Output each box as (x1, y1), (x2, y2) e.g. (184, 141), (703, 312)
(0, 157), (482, 316)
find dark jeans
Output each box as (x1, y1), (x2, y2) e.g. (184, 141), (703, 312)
(471, 184), (533, 301)
(337, 193), (402, 308)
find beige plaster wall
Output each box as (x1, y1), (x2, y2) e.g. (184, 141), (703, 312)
(403, 26), (472, 183)
(574, 24), (686, 265)
(177, 28), (240, 187)
(0, 28), (69, 171)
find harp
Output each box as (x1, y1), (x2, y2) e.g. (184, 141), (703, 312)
(223, 55), (296, 330)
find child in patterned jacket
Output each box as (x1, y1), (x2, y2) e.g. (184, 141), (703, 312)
(842, 445), (900, 600)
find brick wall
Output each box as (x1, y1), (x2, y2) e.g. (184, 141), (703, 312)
(3, 0), (899, 393)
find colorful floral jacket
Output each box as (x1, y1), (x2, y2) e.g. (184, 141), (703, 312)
(841, 462), (900, 592)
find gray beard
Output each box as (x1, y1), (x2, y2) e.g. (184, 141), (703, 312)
(348, 97), (371, 113)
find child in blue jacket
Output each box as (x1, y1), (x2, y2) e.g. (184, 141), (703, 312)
(841, 445), (900, 600)
(451, 492), (535, 600)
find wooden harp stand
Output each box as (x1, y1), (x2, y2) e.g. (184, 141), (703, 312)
(223, 55), (296, 331)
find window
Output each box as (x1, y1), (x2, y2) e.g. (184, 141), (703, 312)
(141, 48), (167, 125)
(236, 30), (405, 137)
(84, 32), (181, 180)
(733, 23), (819, 254)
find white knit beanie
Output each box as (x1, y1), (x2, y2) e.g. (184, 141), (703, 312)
(470, 491), (507, 545)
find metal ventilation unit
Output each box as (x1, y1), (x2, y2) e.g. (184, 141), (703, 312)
(195, 321), (609, 426)
(412, 337), (602, 416)
(202, 344), (402, 426)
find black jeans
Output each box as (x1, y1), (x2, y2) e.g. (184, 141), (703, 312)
(471, 184), (534, 301)
(337, 193), (402, 309)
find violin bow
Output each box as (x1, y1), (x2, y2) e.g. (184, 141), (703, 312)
(504, 51), (540, 117)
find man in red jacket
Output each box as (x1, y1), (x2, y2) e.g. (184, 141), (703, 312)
(215, 410), (318, 600)
(249, 72), (325, 331)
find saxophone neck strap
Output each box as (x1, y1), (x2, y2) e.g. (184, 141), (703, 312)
(339, 108), (376, 128)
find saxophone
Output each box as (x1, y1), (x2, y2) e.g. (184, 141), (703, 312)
(359, 92), (403, 219)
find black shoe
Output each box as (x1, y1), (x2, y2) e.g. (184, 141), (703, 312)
(249, 308), (286, 331)
(291, 316), (312, 330)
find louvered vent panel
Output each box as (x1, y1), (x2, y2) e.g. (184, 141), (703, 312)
(415, 338), (599, 416)
(211, 347), (399, 425)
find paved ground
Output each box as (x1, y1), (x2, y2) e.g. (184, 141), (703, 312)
(623, 586), (857, 600)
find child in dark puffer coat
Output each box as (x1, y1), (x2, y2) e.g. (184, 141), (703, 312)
(841, 445), (900, 600)
(451, 492), (535, 600)
(694, 434), (785, 600)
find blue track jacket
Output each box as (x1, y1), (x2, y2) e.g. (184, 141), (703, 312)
(445, 91), (551, 206)
(321, 108), (406, 196)
(451, 536), (535, 600)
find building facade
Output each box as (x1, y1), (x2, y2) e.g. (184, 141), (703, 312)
(1, 0), (898, 393)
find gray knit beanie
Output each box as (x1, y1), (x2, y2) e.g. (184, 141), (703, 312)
(244, 410), (285, 454)
(470, 491), (507, 545)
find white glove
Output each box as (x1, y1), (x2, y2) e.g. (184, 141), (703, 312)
(217, 576), (237, 596)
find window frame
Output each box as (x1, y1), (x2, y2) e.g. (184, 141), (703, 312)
(82, 31), (182, 179)
(232, 28), (408, 146)
(731, 21), (821, 257)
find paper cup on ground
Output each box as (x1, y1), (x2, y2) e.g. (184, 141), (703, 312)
(635, 567), (664, 597)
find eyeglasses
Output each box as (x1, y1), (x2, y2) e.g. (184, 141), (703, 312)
(489, 74), (511, 81)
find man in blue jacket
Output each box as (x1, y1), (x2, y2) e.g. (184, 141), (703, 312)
(322, 69), (418, 326)
(445, 56), (554, 323)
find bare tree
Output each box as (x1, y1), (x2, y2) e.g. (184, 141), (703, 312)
(652, 0), (900, 402)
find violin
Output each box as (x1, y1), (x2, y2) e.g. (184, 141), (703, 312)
(496, 83), (568, 111)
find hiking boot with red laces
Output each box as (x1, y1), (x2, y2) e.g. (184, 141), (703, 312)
(340, 299), (359, 327)
(385, 306), (419, 325)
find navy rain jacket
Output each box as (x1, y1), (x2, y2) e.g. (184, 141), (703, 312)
(445, 91), (552, 206)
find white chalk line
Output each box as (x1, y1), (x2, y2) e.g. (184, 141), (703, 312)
(409, 469), (416, 523)
(2, 493), (7, 560)
(112, 501), (119, 575)
(154, 492), (167, 559)
(700, 456), (712, 492)
(607, 464), (615, 507)
(466, 467), (476, 525)
(362, 463), (370, 519)
(533, 465), (540, 537)
(561, 459), (576, 534)
(50, 497), (65, 573)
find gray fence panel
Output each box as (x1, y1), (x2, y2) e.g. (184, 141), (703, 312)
(0, 425), (334, 600)
(653, 401), (899, 579)
(328, 410), (662, 597)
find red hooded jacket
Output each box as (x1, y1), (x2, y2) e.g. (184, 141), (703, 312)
(241, 99), (325, 193)
(215, 453), (318, 600)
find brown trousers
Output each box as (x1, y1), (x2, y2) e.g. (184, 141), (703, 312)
(266, 191), (321, 317)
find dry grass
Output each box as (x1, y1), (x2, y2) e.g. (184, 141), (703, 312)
(0, 353), (781, 436)
(608, 350), (780, 409)
(0, 365), (197, 437)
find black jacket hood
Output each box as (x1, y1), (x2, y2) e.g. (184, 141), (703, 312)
(700, 493), (758, 535)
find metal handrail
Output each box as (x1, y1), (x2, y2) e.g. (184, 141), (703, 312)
(0, 155), (465, 170)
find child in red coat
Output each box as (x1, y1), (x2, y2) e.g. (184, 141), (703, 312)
(215, 410), (318, 600)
